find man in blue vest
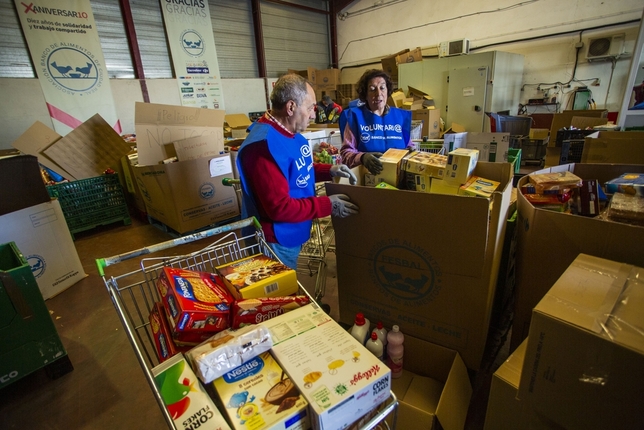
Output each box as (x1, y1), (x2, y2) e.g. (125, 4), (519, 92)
(237, 74), (359, 269)
(339, 69), (412, 175)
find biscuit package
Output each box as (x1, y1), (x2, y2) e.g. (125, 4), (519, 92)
(216, 254), (299, 299)
(186, 324), (273, 384)
(231, 296), (311, 328)
(156, 267), (234, 334)
(149, 302), (191, 362)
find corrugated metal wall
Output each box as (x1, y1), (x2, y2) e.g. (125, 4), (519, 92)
(0, 0), (330, 79)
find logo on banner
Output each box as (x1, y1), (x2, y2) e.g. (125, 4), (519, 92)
(181, 29), (205, 57)
(44, 46), (100, 94)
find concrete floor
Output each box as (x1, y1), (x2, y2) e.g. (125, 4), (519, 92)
(0, 213), (511, 429)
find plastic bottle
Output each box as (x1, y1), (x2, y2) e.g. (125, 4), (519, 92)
(386, 325), (404, 378)
(365, 332), (384, 360)
(350, 313), (370, 345)
(372, 321), (388, 350)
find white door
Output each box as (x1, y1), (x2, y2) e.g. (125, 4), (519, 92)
(446, 66), (489, 132)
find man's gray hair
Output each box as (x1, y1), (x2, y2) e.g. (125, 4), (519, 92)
(270, 74), (311, 110)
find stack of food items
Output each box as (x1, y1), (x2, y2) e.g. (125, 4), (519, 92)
(604, 173), (644, 226)
(148, 254), (392, 430)
(369, 147), (502, 200)
(520, 171), (583, 213)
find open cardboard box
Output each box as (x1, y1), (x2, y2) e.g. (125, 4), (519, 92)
(512, 163), (644, 351)
(327, 161), (513, 370)
(224, 113), (252, 139)
(387, 334), (471, 430)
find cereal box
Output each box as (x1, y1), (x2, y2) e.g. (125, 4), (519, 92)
(216, 254), (298, 300)
(231, 296), (311, 329)
(458, 176), (500, 198)
(212, 351), (310, 430)
(262, 303), (391, 430)
(149, 302), (191, 362)
(157, 267), (234, 333)
(152, 353), (231, 430)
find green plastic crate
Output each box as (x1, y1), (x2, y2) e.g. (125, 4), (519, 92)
(47, 174), (131, 239)
(508, 148), (522, 174)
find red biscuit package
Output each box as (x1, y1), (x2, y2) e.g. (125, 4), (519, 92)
(156, 267), (234, 334)
(149, 302), (191, 362)
(231, 296), (311, 328)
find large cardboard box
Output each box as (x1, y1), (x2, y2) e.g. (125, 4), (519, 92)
(262, 303), (391, 430)
(327, 161), (514, 370)
(581, 131), (644, 164)
(412, 109), (441, 139)
(315, 68), (342, 90)
(132, 153), (239, 234)
(0, 154), (51, 216)
(288, 67), (317, 84)
(381, 49), (412, 81)
(225, 114), (252, 139)
(483, 340), (549, 430)
(364, 148), (410, 188)
(518, 254), (644, 430)
(512, 163), (644, 351)
(547, 110), (608, 148)
(389, 334), (471, 430)
(0, 200), (86, 299)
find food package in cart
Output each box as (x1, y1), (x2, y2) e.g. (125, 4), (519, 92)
(262, 303), (391, 430)
(212, 350), (310, 430)
(157, 267), (234, 334)
(528, 171), (583, 194)
(215, 254), (298, 299)
(149, 302), (191, 362)
(231, 296), (311, 329)
(152, 353), (231, 430)
(186, 324), (273, 384)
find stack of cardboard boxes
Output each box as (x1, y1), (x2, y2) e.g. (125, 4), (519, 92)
(288, 67), (342, 102)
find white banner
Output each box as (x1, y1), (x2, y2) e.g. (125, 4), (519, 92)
(159, 0), (225, 110)
(14, 0), (121, 135)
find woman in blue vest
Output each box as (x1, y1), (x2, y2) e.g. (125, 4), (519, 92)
(237, 74), (359, 269)
(339, 69), (412, 175)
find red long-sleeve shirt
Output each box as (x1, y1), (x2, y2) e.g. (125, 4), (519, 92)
(240, 116), (333, 243)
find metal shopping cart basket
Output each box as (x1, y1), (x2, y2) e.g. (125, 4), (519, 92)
(96, 217), (397, 430)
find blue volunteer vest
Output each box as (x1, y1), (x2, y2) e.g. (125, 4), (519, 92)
(237, 122), (315, 247)
(340, 104), (412, 152)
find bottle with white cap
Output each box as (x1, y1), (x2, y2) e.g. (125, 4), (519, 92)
(372, 321), (388, 350)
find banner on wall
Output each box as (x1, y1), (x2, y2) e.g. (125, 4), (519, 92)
(159, 0), (225, 110)
(14, 0), (121, 135)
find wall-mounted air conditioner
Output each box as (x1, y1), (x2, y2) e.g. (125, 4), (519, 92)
(586, 33), (625, 62)
(438, 39), (470, 58)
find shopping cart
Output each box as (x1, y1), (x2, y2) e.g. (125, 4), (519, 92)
(96, 217), (397, 430)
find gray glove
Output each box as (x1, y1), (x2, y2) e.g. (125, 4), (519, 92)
(329, 164), (358, 185)
(329, 194), (359, 218)
(362, 152), (383, 175)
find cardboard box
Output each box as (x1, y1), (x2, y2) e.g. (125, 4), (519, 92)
(212, 351), (310, 430)
(429, 178), (460, 195)
(0, 154), (51, 216)
(445, 148), (479, 185)
(215, 254), (299, 299)
(389, 334), (471, 430)
(442, 131), (467, 152)
(547, 110), (607, 148)
(518, 254), (644, 430)
(528, 128), (549, 140)
(381, 49), (410, 81)
(465, 132), (510, 163)
(412, 109), (441, 139)
(152, 353), (231, 430)
(512, 163), (644, 351)
(262, 303), (392, 430)
(396, 47), (423, 66)
(367, 148), (410, 188)
(120, 152), (147, 215)
(327, 161), (514, 370)
(132, 153), (239, 234)
(402, 151), (447, 180)
(225, 114), (252, 139)
(315, 68), (341, 90)
(288, 67), (317, 84)
(483, 340), (549, 430)
(0, 200), (86, 300)
(581, 131), (644, 164)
